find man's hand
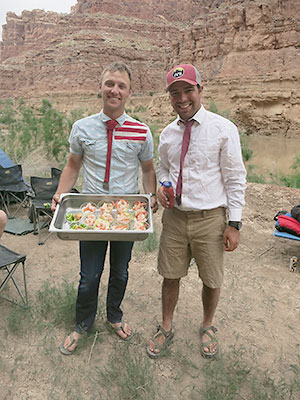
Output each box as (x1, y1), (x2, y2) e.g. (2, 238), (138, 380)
(223, 225), (240, 252)
(157, 186), (172, 209)
(51, 193), (61, 213)
(150, 196), (159, 213)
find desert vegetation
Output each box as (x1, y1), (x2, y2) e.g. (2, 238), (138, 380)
(1, 98), (299, 188)
(1, 97), (300, 399)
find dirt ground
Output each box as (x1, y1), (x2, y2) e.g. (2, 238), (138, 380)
(1, 181), (300, 399)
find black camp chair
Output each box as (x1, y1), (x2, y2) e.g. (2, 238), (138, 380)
(30, 176), (59, 245)
(51, 167), (62, 179)
(0, 165), (31, 218)
(0, 244), (28, 307)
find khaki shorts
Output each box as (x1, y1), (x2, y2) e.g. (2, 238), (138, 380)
(158, 207), (227, 288)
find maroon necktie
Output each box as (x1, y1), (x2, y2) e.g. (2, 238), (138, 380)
(175, 120), (194, 205)
(104, 119), (118, 189)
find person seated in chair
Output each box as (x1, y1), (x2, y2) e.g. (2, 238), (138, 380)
(0, 210), (7, 238)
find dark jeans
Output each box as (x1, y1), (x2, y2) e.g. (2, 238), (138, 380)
(75, 240), (134, 333)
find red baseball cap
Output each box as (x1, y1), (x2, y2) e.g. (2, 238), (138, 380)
(166, 64), (201, 90)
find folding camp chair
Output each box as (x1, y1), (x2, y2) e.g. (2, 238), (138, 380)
(30, 176), (59, 245)
(51, 167), (62, 179)
(0, 165), (31, 218)
(0, 244), (28, 307)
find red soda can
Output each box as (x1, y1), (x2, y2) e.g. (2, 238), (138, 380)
(289, 256), (298, 272)
(160, 181), (175, 208)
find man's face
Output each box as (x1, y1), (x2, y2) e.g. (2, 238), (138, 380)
(168, 81), (202, 121)
(100, 70), (132, 118)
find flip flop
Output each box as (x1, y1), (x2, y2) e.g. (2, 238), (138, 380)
(107, 321), (134, 341)
(199, 325), (218, 358)
(146, 325), (174, 359)
(59, 332), (80, 355)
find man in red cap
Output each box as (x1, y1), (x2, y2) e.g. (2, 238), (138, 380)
(147, 64), (247, 359)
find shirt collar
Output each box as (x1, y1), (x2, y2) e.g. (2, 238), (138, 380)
(176, 105), (205, 127)
(99, 110), (127, 126)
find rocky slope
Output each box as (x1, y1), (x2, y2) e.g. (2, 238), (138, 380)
(169, 0), (300, 137)
(0, 0), (299, 137)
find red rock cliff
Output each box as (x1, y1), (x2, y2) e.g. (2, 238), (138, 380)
(168, 0), (300, 136)
(0, 0), (299, 136)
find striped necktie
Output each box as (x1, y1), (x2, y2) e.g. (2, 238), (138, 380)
(103, 119), (118, 190)
(175, 120), (194, 205)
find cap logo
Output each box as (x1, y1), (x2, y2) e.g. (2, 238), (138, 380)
(172, 67), (184, 79)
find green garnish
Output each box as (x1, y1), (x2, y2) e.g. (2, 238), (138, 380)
(66, 213), (75, 222)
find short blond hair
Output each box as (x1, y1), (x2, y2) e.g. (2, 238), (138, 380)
(101, 62), (132, 86)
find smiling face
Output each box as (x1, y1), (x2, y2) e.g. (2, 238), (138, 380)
(168, 81), (203, 121)
(100, 70), (132, 119)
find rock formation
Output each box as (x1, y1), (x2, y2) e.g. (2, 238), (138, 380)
(0, 0), (299, 137)
(169, 0), (300, 137)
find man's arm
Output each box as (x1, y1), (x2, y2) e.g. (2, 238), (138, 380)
(51, 153), (83, 211)
(140, 158), (158, 213)
(220, 125), (247, 222)
(220, 123), (246, 252)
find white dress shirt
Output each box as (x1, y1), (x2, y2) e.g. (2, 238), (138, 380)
(158, 106), (247, 221)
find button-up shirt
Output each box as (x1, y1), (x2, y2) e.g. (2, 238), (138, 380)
(158, 106), (247, 220)
(69, 110), (154, 194)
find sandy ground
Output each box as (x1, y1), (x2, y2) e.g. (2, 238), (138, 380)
(0, 182), (300, 399)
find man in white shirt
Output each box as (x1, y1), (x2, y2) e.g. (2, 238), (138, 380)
(147, 64), (247, 359)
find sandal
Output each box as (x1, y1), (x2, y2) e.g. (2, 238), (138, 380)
(146, 325), (174, 359)
(199, 325), (218, 358)
(59, 332), (81, 356)
(107, 321), (134, 341)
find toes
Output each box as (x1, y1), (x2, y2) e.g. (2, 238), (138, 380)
(112, 323), (130, 339)
(148, 339), (159, 354)
(123, 323), (132, 337)
(63, 332), (81, 351)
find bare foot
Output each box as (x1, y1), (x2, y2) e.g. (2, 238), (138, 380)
(110, 322), (133, 340)
(200, 325), (218, 357)
(148, 329), (166, 355)
(61, 331), (82, 354)
(148, 325), (174, 357)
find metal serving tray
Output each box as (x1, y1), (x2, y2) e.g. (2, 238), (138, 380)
(49, 193), (153, 241)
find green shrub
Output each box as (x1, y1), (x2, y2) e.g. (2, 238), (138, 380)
(134, 105), (147, 113)
(0, 99), (87, 165)
(0, 99), (16, 124)
(134, 231), (159, 254)
(35, 280), (77, 327)
(269, 155), (300, 189)
(97, 346), (156, 399)
(208, 101), (253, 163)
(246, 165), (266, 184)
(149, 122), (160, 164)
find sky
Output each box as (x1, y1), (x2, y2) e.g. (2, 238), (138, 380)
(0, 0), (77, 39)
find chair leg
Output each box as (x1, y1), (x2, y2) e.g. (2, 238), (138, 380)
(38, 232), (52, 246)
(0, 192), (11, 218)
(32, 207), (38, 235)
(0, 261), (28, 307)
(9, 193), (30, 218)
(36, 211), (52, 245)
(0, 192), (26, 219)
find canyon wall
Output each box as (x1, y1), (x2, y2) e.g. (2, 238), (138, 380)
(167, 0), (300, 136)
(0, 0), (299, 136)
